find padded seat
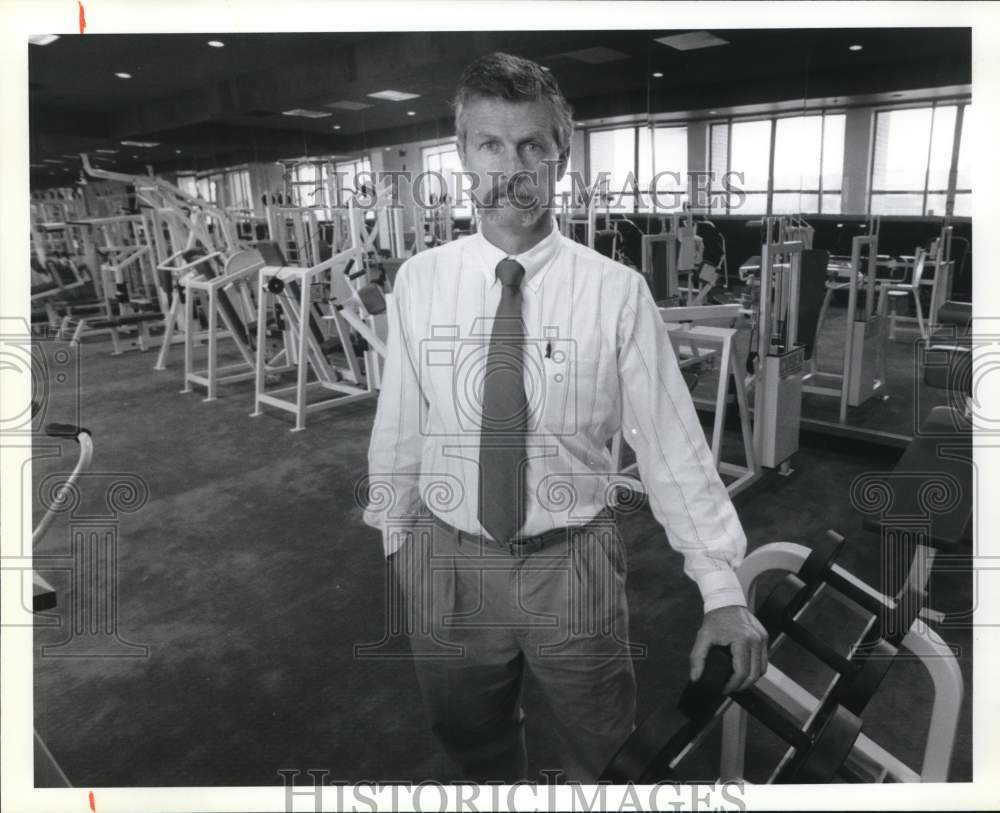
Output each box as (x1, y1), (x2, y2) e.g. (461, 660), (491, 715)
(861, 406), (971, 550)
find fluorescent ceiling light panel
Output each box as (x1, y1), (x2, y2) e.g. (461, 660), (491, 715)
(282, 109), (333, 119)
(655, 32), (729, 51)
(120, 140), (160, 148)
(96, 148), (119, 154)
(561, 47), (631, 64)
(366, 90), (421, 102)
(29, 35), (60, 46)
(324, 100), (372, 111)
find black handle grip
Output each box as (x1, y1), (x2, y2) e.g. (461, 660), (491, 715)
(676, 645), (734, 724)
(44, 423), (91, 440)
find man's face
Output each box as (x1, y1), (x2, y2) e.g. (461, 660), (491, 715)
(457, 95), (568, 231)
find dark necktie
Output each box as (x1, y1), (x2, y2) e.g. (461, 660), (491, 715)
(478, 258), (528, 545)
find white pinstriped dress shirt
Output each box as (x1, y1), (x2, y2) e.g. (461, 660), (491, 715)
(363, 218), (748, 612)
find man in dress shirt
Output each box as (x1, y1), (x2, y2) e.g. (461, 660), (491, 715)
(364, 52), (767, 783)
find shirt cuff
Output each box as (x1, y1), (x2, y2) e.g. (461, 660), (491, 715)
(696, 568), (748, 613)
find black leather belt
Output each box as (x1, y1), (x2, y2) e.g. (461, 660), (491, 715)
(432, 510), (613, 557)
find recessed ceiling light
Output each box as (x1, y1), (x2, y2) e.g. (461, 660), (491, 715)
(175, 149), (182, 154)
(282, 108), (333, 119)
(333, 125), (342, 130)
(367, 89), (421, 102)
(561, 47), (631, 64)
(132, 154), (139, 159)
(849, 44), (863, 51)
(115, 72), (132, 79)
(324, 100), (372, 111)
(121, 140), (160, 148)
(96, 148), (119, 154)
(28, 35), (60, 46)
(406, 111), (416, 116)
(655, 31), (729, 51)
(652, 72), (664, 78)
(207, 40), (225, 48)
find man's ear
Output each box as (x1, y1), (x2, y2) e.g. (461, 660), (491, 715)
(556, 147), (570, 182)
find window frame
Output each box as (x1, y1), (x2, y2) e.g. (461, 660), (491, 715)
(867, 99), (971, 217)
(585, 122), (689, 214)
(707, 109), (847, 216)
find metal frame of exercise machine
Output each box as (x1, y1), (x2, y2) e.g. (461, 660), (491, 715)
(79, 154), (246, 367)
(880, 224), (955, 341)
(748, 226), (805, 472)
(181, 248), (268, 401)
(56, 213), (160, 352)
(251, 209), (387, 431)
(805, 231), (888, 424)
(611, 303), (760, 497)
(720, 540), (962, 782)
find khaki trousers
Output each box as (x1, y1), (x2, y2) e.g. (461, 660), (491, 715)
(390, 513), (636, 782)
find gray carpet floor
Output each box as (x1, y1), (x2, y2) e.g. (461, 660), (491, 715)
(30, 304), (972, 786)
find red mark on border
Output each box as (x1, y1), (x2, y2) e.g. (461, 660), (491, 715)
(78, 2), (87, 35)
(88, 790), (95, 811)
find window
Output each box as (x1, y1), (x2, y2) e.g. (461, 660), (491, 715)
(709, 113), (845, 215)
(953, 106), (971, 217)
(224, 168), (251, 211)
(870, 103), (969, 216)
(638, 126), (687, 212)
(331, 157), (373, 206)
(195, 173), (222, 205)
(290, 163), (321, 207)
(176, 174), (197, 199)
(587, 124), (688, 212)
(421, 143), (471, 217)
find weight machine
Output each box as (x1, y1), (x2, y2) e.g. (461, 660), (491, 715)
(602, 529), (961, 784)
(251, 210), (389, 431)
(609, 302), (759, 498)
(180, 248), (268, 401)
(805, 230), (888, 424)
(79, 154), (246, 367)
(613, 217), (806, 495)
(56, 213), (160, 353)
(641, 211), (729, 307)
(557, 189), (615, 249)
(745, 221), (806, 473)
(879, 222), (955, 341)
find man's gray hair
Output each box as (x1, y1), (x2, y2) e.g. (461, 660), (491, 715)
(453, 52), (574, 154)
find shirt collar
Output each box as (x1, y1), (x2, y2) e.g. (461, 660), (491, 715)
(473, 216), (561, 291)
